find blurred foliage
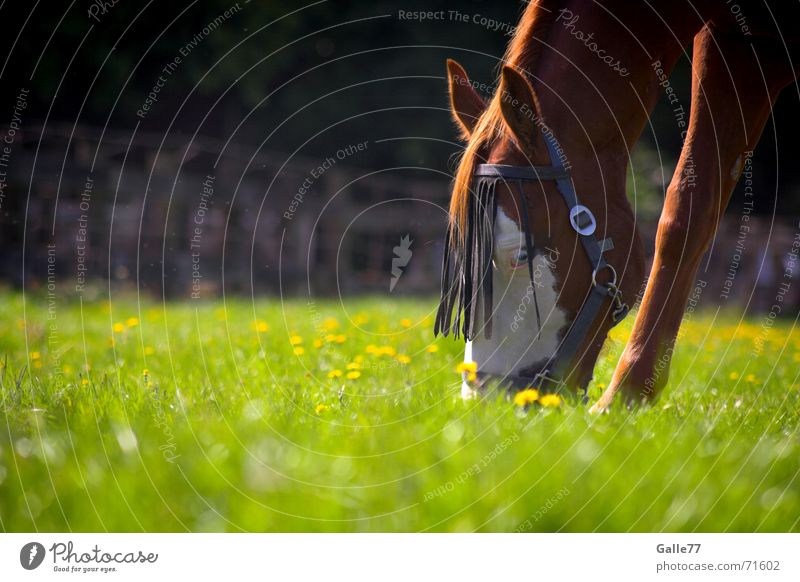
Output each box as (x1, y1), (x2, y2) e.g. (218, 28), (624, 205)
(0, 1), (797, 213)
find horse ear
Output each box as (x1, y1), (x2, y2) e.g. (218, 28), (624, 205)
(447, 59), (485, 140)
(498, 65), (543, 148)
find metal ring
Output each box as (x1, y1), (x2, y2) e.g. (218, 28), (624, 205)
(591, 264), (618, 288)
(569, 205), (597, 236)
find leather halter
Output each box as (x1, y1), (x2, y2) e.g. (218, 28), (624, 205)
(435, 131), (629, 401)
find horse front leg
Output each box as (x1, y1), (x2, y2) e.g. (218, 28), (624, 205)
(593, 25), (790, 410)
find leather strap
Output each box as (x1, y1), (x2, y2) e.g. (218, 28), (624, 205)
(474, 164), (571, 181)
(474, 132), (627, 400)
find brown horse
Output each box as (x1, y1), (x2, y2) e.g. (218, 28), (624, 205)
(436, 0), (800, 408)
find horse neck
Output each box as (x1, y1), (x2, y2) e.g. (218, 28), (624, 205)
(511, 0), (708, 157)
(496, 0), (712, 323)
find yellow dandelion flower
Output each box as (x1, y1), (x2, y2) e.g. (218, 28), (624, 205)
(400, 318), (412, 328)
(126, 317), (139, 327)
(334, 334), (346, 344)
(353, 355), (364, 363)
(315, 403), (329, 415)
(324, 334), (337, 343)
(466, 371), (477, 382)
(745, 373), (756, 383)
(142, 368), (149, 377)
(396, 354), (411, 364)
(353, 313), (369, 325)
(290, 335), (303, 345)
(365, 344), (379, 354)
(346, 370), (361, 380)
(729, 371), (740, 380)
(144, 346), (155, 355)
(322, 317), (339, 331)
(313, 339), (323, 348)
(81, 378), (89, 386)
(539, 394), (562, 408)
(328, 369), (343, 378)
(346, 362), (361, 370)
(293, 347), (305, 356)
(113, 322), (125, 333)
(456, 361), (478, 374)
(514, 389), (539, 407)
(254, 321), (269, 333)
(30, 351), (41, 360)
(425, 344), (439, 353)
(377, 346), (396, 357)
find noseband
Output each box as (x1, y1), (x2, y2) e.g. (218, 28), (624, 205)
(434, 132), (629, 399)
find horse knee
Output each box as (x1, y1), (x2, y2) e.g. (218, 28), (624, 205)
(655, 199), (718, 265)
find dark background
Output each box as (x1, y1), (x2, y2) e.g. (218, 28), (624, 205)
(0, 0), (798, 304)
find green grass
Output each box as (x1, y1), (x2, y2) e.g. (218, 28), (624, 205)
(1, 291), (799, 532)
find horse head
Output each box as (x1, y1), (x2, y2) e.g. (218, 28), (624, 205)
(436, 60), (645, 400)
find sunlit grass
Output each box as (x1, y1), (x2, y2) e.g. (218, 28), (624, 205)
(1, 292), (799, 532)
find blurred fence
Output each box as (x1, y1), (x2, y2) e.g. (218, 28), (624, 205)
(1, 124), (799, 313)
(0, 124), (449, 300)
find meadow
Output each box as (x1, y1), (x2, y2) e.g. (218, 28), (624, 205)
(1, 291), (798, 532)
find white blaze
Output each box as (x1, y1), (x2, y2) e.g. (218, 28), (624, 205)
(462, 208), (567, 397)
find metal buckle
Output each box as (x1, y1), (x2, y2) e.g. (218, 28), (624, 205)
(569, 205), (596, 236)
(591, 264), (618, 288)
(607, 282), (629, 323)
(591, 264), (629, 324)
(529, 369), (563, 390)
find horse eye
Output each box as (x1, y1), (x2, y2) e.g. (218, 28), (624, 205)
(512, 249), (528, 267)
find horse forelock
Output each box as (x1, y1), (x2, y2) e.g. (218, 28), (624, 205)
(448, 0), (559, 246)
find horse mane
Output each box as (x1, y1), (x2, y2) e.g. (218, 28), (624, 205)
(449, 0), (558, 241)
(435, 1), (559, 339)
